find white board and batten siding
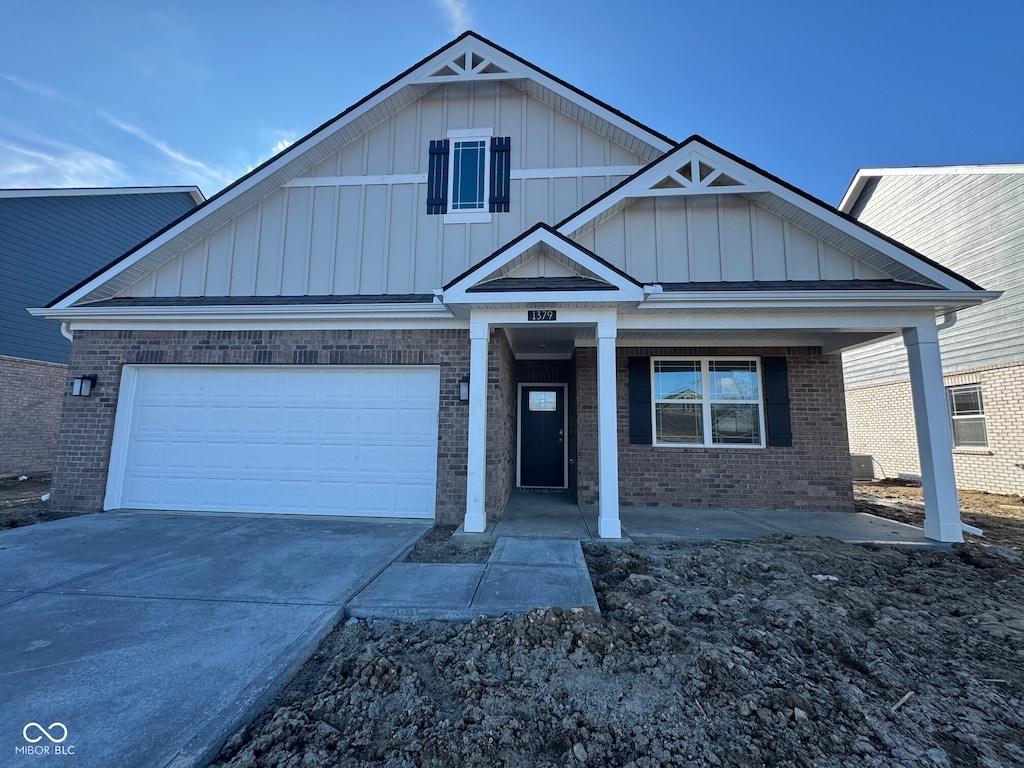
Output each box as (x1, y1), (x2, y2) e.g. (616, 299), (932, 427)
(575, 194), (891, 284)
(124, 81), (648, 300)
(844, 172), (1024, 387)
(105, 366), (440, 518)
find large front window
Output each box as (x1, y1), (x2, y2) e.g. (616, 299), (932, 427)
(653, 358), (765, 447)
(449, 138), (488, 212)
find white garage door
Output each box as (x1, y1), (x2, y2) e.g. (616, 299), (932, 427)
(105, 366), (439, 518)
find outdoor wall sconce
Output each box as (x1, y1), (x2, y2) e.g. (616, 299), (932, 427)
(71, 375), (97, 397)
(459, 375), (470, 402)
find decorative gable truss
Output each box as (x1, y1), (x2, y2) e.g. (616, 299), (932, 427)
(420, 47), (512, 80)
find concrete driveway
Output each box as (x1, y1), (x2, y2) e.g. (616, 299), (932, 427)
(0, 511), (429, 768)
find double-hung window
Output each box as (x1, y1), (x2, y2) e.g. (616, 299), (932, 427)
(947, 384), (988, 448)
(652, 358), (765, 447)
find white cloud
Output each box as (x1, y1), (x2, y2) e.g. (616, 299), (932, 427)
(271, 138), (293, 154)
(1, 74), (73, 103)
(436, 0), (471, 35)
(0, 139), (127, 188)
(98, 111), (238, 191)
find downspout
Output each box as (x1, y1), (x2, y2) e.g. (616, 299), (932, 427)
(60, 322), (73, 341)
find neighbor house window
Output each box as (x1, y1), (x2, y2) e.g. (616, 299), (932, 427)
(652, 358), (765, 447)
(947, 384), (988, 447)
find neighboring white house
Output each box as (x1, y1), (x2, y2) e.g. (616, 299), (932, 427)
(840, 166), (1024, 497)
(32, 33), (997, 542)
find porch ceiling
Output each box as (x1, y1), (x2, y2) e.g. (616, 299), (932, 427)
(504, 324), (594, 357)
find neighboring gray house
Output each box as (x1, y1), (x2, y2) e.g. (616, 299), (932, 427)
(0, 187), (203, 476)
(840, 165), (1024, 496)
(31, 33), (996, 542)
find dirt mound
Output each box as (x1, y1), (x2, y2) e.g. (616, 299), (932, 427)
(213, 537), (1024, 767)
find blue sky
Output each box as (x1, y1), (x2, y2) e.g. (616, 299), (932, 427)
(1, 1), (1021, 205)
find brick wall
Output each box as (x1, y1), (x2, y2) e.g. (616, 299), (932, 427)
(846, 361), (1024, 496)
(52, 329), (472, 523)
(575, 346), (854, 511)
(485, 329), (516, 517)
(0, 355), (66, 477)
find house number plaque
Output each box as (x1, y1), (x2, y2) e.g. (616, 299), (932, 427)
(527, 309), (557, 322)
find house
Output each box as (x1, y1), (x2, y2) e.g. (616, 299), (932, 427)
(840, 165), (1024, 496)
(30, 33), (997, 543)
(0, 187), (203, 477)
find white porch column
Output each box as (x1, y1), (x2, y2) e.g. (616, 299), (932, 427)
(464, 319), (489, 533)
(903, 321), (962, 542)
(596, 317), (621, 538)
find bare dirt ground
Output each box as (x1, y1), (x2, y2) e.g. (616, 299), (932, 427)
(213, 534), (1024, 768)
(856, 479), (1024, 551)
(0, 474), (78, 529)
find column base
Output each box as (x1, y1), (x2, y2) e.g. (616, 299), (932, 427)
(924, 516), (965, 543)
(598, 514), (622, 539)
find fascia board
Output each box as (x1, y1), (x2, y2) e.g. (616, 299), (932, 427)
(639, 289), (1000, 312)
(445, 288), (645, 305)
(0, 186), (204, 200)
(28, 303), (455, 324)
(838, 170), (872, 213)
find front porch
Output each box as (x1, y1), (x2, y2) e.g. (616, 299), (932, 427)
(459, 491), (939, 547)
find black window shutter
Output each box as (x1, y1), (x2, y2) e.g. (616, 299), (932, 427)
(762, 356), (792, 447)
(489, 136), (511, 213)
(627, 356), (653, 444)
(426, 139), (449, 214)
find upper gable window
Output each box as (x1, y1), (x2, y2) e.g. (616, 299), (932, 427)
(450, 136), (488, 212)
(427, 131), (511, 222)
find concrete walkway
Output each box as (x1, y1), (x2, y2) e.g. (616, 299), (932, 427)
(0, 512), (428, 768)
(347, 537), (599, 620)
(463, 491), (939, 547)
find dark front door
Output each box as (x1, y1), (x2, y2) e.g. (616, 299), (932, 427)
(519, 386), (565, 487)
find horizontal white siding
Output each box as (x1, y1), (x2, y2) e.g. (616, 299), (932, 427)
(575, 195), (890, 284)
(844, 173), (1024, 387)
(126, 81), (647, 298)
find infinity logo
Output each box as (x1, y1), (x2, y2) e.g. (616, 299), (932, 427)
(23, 722), (68, 744)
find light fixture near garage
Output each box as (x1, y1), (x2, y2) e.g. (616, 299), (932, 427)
(459, 375), (470, 402)
(71, 375), (97, 397)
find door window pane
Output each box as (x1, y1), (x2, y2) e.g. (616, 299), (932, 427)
(528, 391), (557, 412)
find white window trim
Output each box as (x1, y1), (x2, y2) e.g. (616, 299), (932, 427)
(444, 128), (492, 224)
(946, 383), (988, 449)
(650, 356), (766, 448)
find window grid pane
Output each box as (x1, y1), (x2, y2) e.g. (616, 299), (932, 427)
(451, 140), (486, 211)
(528, 391), (557, 412)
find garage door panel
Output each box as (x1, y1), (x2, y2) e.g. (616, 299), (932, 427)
(109, 366), (439, 518)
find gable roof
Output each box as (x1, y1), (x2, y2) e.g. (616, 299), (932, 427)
(48, 32), (674, 310)
(554, 136), (985, 292)
(442, 223), (645, 305)
(839, 163), (1024, 214)
(0, 187), (202, 363)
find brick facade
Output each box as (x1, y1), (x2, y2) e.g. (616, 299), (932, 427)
(0, 355), (66, 477)
(846, 361), (1024, 496)
(52, 329), (473, 524)
(575, 346), (854, 512)
(485, 329), (516, 517)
